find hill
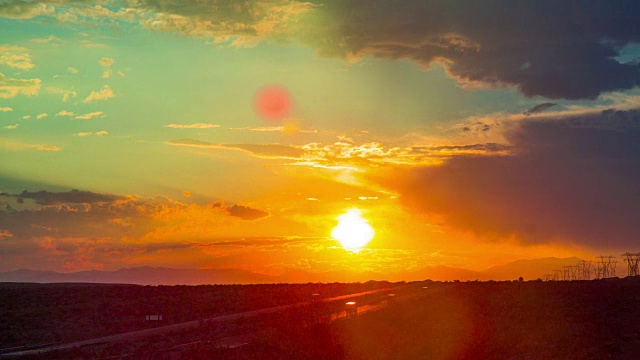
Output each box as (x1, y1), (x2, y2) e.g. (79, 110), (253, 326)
(479, 256), (583, 280)
(0, 267), (274, 285)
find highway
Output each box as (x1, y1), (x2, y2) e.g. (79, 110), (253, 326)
(0, 286), (403, 357)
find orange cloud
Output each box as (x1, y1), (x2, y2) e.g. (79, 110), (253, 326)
(165, 123), (220, 129)
(167, 138), (509, 169)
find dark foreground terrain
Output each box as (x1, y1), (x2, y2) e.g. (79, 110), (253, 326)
(0, 282), (391, 351)
(3, 277), (640, 359)
(229, 278), (640, 360)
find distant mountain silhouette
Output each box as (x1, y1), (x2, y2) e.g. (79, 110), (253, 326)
(0, 267), (275, 285)
(478, 257), (584, 281)
(393, 257), (586, 282)
(0, 257), (588, 285)
(403, 265), (481, 282)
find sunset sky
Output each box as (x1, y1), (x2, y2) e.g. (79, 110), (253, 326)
(1, 1), (640, 281)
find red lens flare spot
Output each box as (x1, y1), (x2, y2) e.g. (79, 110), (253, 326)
(254, 85), (291, 121)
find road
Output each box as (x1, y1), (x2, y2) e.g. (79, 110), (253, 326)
(0, 286), (400, 357)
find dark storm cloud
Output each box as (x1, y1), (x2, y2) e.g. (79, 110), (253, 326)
(227, 205), (269, 220)
(524, 103), (557, 116)
(387, 109), (640, 249)
(0, 0), (640, 99)
(411, 143), (511, 153)
(131, 0), (640, 99)
(3, 1), (639, 99)
(208, 201), (270, 220)
(4, 189), (127, 205)
(295, 0), (640, 99)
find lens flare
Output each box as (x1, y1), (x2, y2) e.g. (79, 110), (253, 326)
(253, 85), (291, 121)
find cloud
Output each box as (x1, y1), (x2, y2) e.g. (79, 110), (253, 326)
(0, 138), (60, 151)
(30, 35), (59, 44)
(0, 2), (53, 19)
(167, 139), (304, 159)
(98, 57), (114, 67)
(74, 130), (108, 136)
(83, 85), (114, 103)
(385, 108), (640, 249)
(5, 2), (640, 98)
(230, 125), (317, 134)
(136, 0), (314, 46)
(204, 236), (319, 247)
(67, 67), (78, 74)
(165, 123), (220, 129)
(0, 106), (12, 112)
(524, 103), (557, 116)
(22, 115), (30, 120)
(75, 111), (104, 120)
(207, 200), (270, 221)
(0, 73), (41, 99)
(79, 40), (107, 48)
(0, 229), (13, 240)
(227, 205), (269, 220)
(56, 4), (138, 25)
(0, 190), (275, 270)
(290, 1), (640, 99)
(230, 126), (287, 132)
(167, 138), (509, 168)
(55, 110), (75, 117)
(3, 2), (640, 99)
(36, 113), (48, 119)
(98, 57), (114, 78)
(3, 124), (18, 129)
(0, 45), (34, 70)
(8, 189), (126, 206)
(46, 87), (77, 102)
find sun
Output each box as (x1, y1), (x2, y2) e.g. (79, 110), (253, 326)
(331, 209), (375, 252)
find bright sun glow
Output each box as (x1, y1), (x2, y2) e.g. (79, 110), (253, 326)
(331, 209), (374, 252)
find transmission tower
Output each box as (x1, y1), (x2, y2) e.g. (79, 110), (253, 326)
(562, 266), (571, 281)
(577, 260), (592, 280)
(574, 263), (583, 280)
(597, 256), (617, 278)
(611, 259), (618, 277)
(622, 253), (640, 277)
(571, 265), (581, 280)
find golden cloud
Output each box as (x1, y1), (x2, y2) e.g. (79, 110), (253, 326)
(0, 73), (41, 99)
(0, 45), (34, 70)
(83, 85), (114, 103)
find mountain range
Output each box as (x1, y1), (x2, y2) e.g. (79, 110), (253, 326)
(0, 257), (586, 285)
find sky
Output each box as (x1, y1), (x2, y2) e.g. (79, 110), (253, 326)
(1, 1), (640, 281)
